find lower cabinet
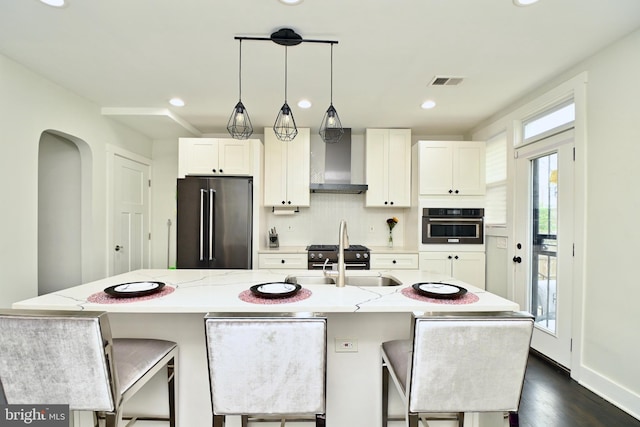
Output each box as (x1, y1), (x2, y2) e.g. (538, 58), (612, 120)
(419, 252), (486, 289)
(258, 253), (307, 269)
(370, 253), (418, 270)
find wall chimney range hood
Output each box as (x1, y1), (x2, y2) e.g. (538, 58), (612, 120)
(309, 129), (368, 194)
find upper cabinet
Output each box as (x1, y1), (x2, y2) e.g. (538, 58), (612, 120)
(178, 138), (253, 178)
(263, 127), (310, 207)
(365, 128), (411, 207)
(418, 140), (485, 196)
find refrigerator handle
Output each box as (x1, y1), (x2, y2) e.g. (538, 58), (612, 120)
(199, 189), (206, 261)
(209, 189), (215, 261)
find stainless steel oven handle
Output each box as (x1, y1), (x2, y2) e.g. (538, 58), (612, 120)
(426, 218), (482, 222)
(199, 189), (205, 261)
(345, 263), (368, 268)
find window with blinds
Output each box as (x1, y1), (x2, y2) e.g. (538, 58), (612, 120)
(485, 132), (507, 226)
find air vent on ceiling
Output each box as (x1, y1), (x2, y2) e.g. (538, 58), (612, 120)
(429, 76), (464, 86)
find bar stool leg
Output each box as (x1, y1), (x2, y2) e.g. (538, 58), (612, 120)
(382, 363), (389, 427)
(213, 414), (224, 427)
(315, 414), (326, 427)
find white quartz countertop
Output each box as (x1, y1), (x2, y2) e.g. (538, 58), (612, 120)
(13, 269), (518, 314)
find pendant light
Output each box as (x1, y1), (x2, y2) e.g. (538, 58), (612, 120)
(227, 39), (254, 139)
(273, 46), (298, 142)
(319, 43), (344, 144)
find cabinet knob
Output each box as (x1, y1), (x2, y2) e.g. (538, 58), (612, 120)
(281, 259), (286, 264)
(219, 169), (223, 173)
(287, 201), (292, 205)
(454, 255), (459, 260)
(448, 255), (453, 259)
(448, 189), (453, 194)
(454, 190), (459, 194)
(212, 169), (217, 173)
(390, 201), (394, 205)
(513, 256), (522, 263)
(384, 201), (388, 205)
(282, 201), (286, 205)
(392, 260), (397, 264)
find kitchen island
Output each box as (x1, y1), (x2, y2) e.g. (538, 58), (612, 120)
(13, 269), (520, 427)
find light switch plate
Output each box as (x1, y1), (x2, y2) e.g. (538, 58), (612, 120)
(335, 338), (358, 352)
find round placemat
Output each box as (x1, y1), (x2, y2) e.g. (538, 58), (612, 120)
(87, 286), (175, 304)
(239, 288), (312, 304)
(401, 286), (479, 305)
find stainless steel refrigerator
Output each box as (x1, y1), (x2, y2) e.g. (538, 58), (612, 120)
(176, 176), (253, 269)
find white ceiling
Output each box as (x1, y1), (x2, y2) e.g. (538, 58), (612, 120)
(2, 0), (640, 140)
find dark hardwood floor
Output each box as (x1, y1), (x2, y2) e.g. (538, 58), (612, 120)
(518, 353), (640, 427)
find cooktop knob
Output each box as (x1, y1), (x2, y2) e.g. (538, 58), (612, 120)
(318, 253), (323, 259)
(363, 253), (369, 259)
(355, 253), (361, 259)
(310, 253), (315, 259)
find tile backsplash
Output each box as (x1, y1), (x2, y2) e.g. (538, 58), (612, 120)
(263, 192), (408, 247)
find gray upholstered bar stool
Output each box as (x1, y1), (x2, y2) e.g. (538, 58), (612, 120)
(204, 312), (327, 427)
(0, 309), (178, 427)
(381, 311), (534, 427)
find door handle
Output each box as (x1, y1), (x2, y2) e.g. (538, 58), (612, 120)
(513, 256), (522, 263)
(209, 189), (215, 261)
(115, 245), (124, 252)
(200, 189), (205, 261)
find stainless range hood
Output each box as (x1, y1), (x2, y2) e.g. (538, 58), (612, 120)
(310, 129), (368, 194)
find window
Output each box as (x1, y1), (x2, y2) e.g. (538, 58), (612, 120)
(485, 132), (507, 226)
(522, 99), (575, 144)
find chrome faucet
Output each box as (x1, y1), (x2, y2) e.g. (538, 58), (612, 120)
(336, 219), (350, 287)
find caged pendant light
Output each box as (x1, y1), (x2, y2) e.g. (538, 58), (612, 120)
(273, 46), (298, 142)
(319, 43), (344, 144)
(227, 39), (254, 139)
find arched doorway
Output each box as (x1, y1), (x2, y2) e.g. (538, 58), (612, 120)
(37, 130), (92, 295)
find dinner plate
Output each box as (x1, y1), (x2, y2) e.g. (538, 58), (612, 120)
(104, 281), (165, 298)
(249, 282), (301, 299)
(412, 282), (467, 299)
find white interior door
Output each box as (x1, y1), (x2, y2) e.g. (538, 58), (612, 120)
(113, 154), (150, 275)
(514, 130), (574, 368)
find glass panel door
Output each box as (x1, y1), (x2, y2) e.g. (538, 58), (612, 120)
(514, 130), (574, 368)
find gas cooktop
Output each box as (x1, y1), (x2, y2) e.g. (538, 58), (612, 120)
(306, 244), (369, 252)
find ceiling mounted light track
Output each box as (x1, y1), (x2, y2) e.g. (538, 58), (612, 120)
(231, 28), (340, 142)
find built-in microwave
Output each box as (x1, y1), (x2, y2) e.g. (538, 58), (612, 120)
(422, 208), (484, 244)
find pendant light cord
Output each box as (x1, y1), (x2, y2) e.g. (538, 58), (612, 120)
(330, 43), (333, 105)
(238, 40), (243, 101)
(284, 46), (288, 103)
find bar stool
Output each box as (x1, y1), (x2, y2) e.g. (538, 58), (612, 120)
(381, 311), (534, 427)
(0, 309), (178, 427)
(204, 312), (327, 427)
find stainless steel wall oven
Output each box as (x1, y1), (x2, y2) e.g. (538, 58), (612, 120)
(422, 208), (484, 244)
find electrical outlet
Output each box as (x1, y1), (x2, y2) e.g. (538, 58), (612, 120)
(335, 338), (358, 353)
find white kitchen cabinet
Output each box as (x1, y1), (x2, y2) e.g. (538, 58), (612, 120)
(258, 253), (307, 269)
(419, 251), (486, 289)
(263, 127), (310, 207)
(365, 129), (411, 207)
(178, 138), (253, 178)
(418, 140), (485, 196)
(370, 253), (418, 270)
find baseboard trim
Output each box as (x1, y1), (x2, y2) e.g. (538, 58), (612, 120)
(529, 348), (570, 377)
(577, 364), (640, 421)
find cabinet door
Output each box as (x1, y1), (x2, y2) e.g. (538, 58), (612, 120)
(218, 139), (252, 175)
(454, 141), (485, 195)
(365, 129), (389, 207)
(263, 129), (288, 206)
(178, 138), (219, 177)
(418, 252), (452, 276)
(418, 141), (454, 195)
(451, 252), (486, 289)
(387, 129), (411, 207)
(285, 128), (310, 207)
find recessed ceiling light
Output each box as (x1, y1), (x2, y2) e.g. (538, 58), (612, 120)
(169, 98), (185, 107)
(513, 0), (539, 6)
(421, 100), (436, 110)
(279, 0), (303, 5)
(39, 0), (66, 7)
(298, 99), (312, 109)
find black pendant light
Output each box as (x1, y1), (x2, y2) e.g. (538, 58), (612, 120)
(319, 43), (344, 144)
(227, 39), (253, 139)
(273, 46), (298, 142)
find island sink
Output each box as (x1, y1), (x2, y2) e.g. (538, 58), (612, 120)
(284, 274), (402, 287)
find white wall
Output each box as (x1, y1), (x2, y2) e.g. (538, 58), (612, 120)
(473, 28), (640, 419)
(0, 53), (153, 307)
